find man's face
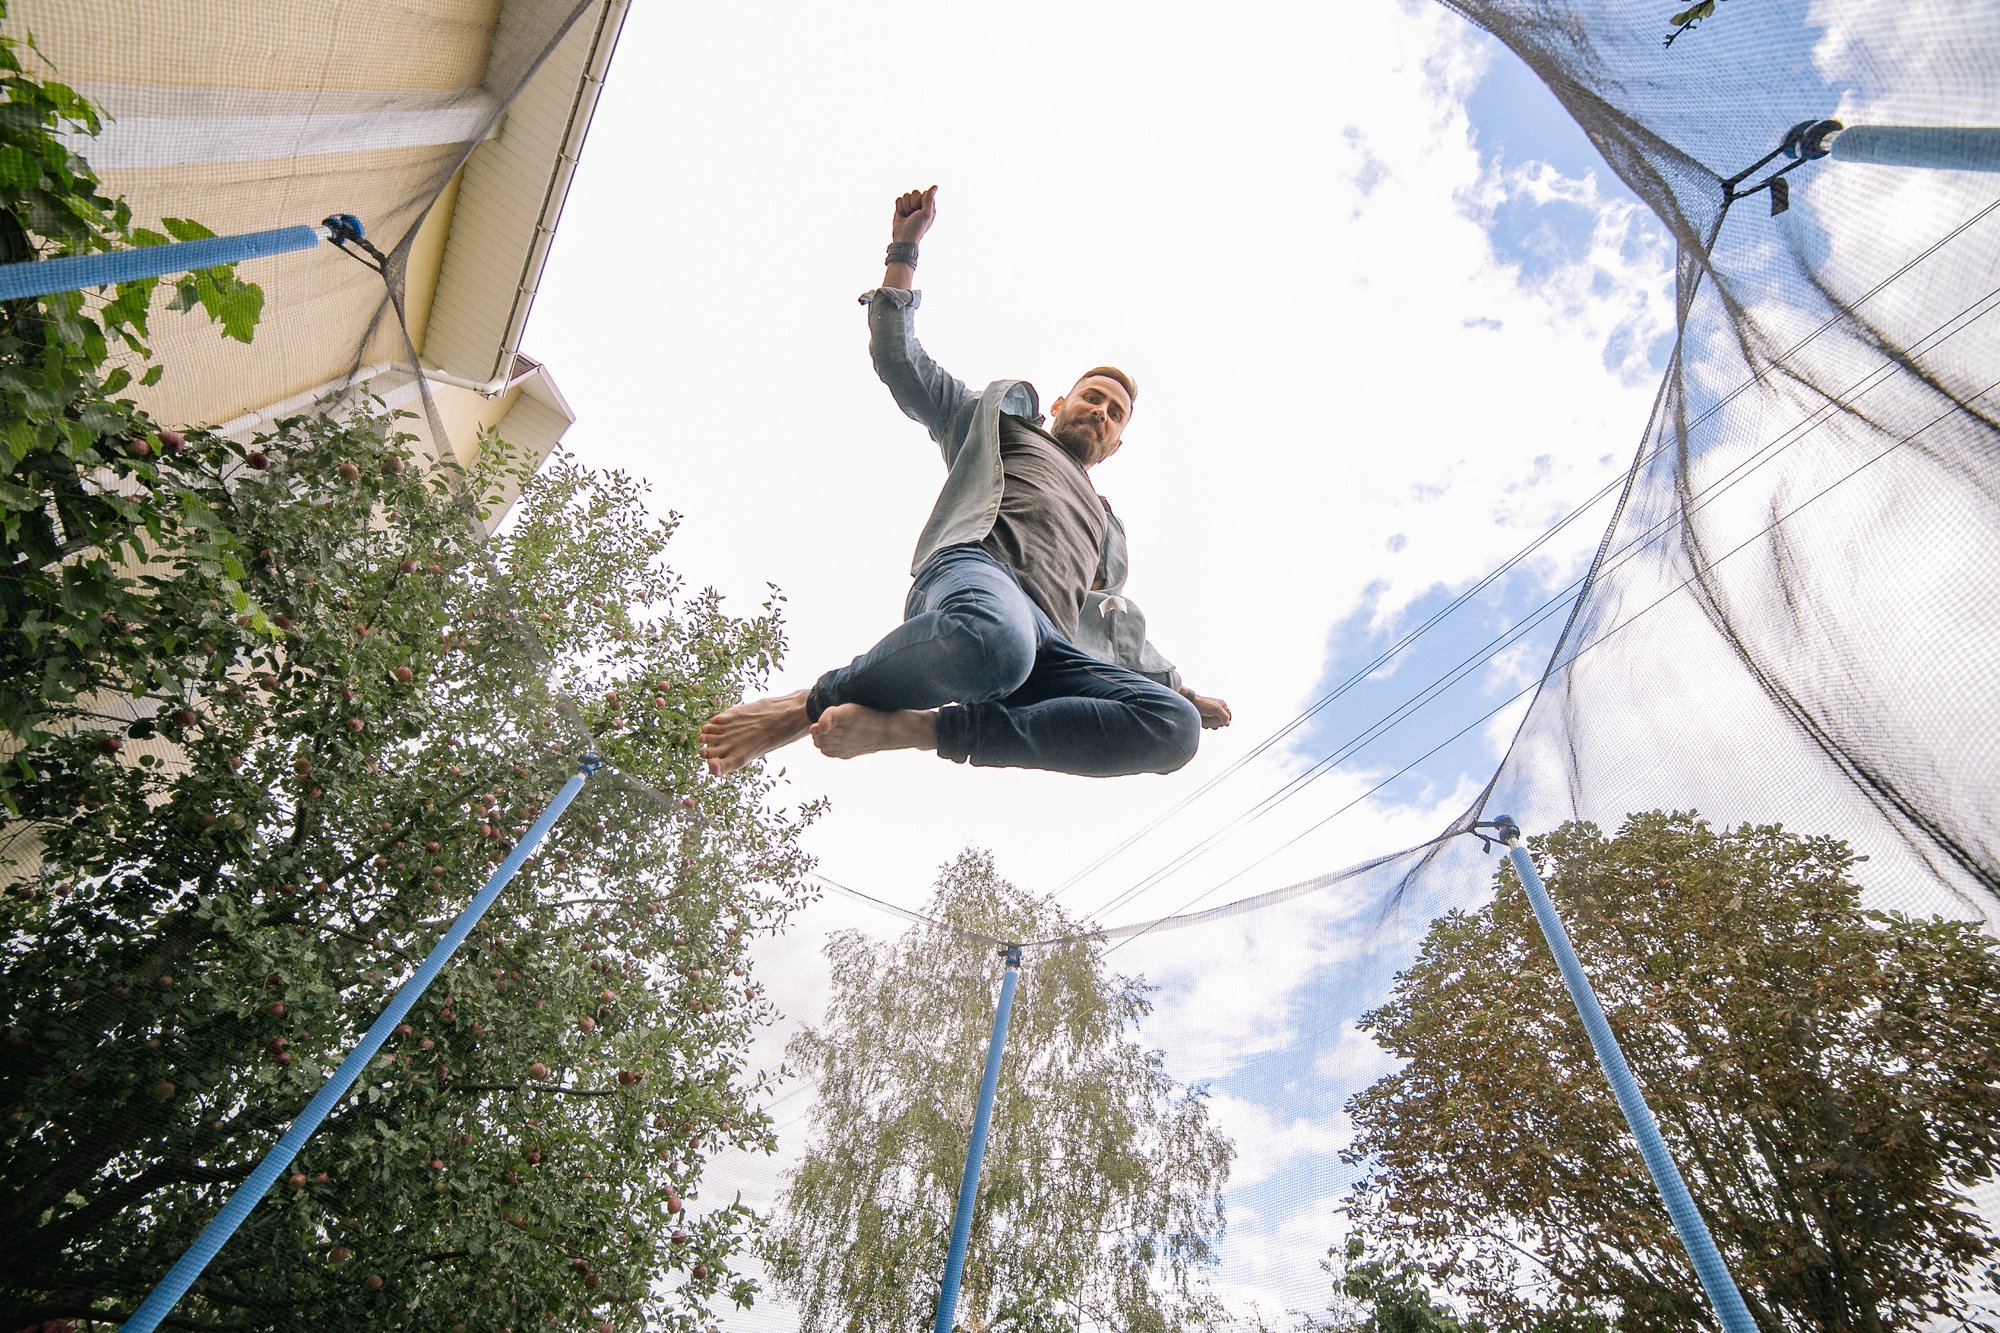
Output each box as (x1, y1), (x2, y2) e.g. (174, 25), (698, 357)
(1049, 375), (1132, 468)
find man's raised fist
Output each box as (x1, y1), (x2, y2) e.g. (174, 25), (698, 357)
(892, 185), (938, 244)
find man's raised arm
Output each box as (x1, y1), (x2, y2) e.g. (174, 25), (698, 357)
(866, 185), (976, 453)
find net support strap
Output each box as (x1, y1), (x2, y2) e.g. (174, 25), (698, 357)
(1489, 818), (1757, 1333)
(933, 943), (1022, 1333)
(121, 754), (602, 1333)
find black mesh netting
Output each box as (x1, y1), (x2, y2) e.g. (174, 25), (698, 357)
(3, 0), (1997, 1329)
(1436, 0), (2000, 918)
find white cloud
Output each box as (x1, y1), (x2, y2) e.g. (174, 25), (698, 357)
(1482, 690), (1532, 758)
(1810, 0), (2000, 127)
(1207, 1090), (1354, 1193)
(1208, 1188), (1354, 1326)
(1312, 1017), (1401, 1090)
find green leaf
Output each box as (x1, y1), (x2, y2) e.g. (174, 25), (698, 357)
(207, 279), (263, 343)
(159, 217), (217, 242)
(0, 143), (36, 189)
(37, 79), (102, 134)
(170, 267), (264, 343)
(4, 416), (38, 465)
(101, 277), (158, 335)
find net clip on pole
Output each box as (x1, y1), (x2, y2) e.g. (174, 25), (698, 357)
(999, 942), (1022, 967)
(1466, 816), (1521, 855)
(578, 752), (603, 776)
(321, 212), (390, 273)
(1721, 118), (1841, 216)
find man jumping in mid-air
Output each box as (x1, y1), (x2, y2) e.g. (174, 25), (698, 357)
(701, 186), (1231, 779)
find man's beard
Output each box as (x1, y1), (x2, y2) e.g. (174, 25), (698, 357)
(1049, 416), (1098, 466)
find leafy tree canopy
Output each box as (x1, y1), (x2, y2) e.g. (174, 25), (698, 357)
(1296, 1235), (1490, 1333)
(1343, 811), (2000, 1332)
(766, 849), (1234, 1333)
(2, 22), (820, 1328)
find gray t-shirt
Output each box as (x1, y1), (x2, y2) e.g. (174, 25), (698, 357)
(979, 413), (1107, 640)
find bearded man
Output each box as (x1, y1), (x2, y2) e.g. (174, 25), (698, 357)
(701, 186), (1230, 779)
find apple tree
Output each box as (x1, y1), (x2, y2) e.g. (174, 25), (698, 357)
(765, 849), (1233, 1333)
(1342, 811), (2000, 1332)
(1, 32), (819, 1329)
(3, 410), (820, 1331)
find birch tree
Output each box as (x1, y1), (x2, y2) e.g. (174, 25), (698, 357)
(767, 850), (1233, 1332)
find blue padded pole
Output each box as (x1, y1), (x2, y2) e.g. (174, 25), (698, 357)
(0, 222), (328, 301)
(933, 944), (1022, 1333)
(1828, 125), (2000, 174)
(1495, 820), (1756, 1333)
(122, 755), (600, 1333)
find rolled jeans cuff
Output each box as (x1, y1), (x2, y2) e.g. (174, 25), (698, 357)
(935, 703), (971, 764)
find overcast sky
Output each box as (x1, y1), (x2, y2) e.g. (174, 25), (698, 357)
(524, 1), (1680, 1322)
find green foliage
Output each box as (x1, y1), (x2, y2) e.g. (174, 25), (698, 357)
(0, 10), (263, 446)
(2, 6), (268, 771)
(1343, 811), (2000, 1332)
(1296, 1236), (1487, 1333)
(1, 400), (822, 1330)
(0, 16), (824, 1325)
(765, 850), (1234, 1332)
(151, 217), (265, 344)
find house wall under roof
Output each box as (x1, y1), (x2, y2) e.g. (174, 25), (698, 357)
(4, 0), (629, 472)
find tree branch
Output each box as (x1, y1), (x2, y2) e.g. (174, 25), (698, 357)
(447, 1079), (620, 1098)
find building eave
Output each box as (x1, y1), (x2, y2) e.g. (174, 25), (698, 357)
(420, 0), (632, 396)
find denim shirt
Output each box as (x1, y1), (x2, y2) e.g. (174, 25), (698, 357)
(861, 287), (1181, 689)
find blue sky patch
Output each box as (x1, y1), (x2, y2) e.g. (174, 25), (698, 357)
(1287, 563), (1584, 823)
(1464, 29), (1615, 183)
(1484, 186), (1605, 285)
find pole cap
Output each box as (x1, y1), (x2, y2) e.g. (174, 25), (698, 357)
(1783, 119), (1843, 161)
(321, 213), (367, 243)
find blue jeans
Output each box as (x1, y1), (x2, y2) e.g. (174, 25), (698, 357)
(807, 546), (1201, 777)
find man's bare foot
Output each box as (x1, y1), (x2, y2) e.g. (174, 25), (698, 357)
(809, 703), (938, 760)
(700, 689), (811, 775)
